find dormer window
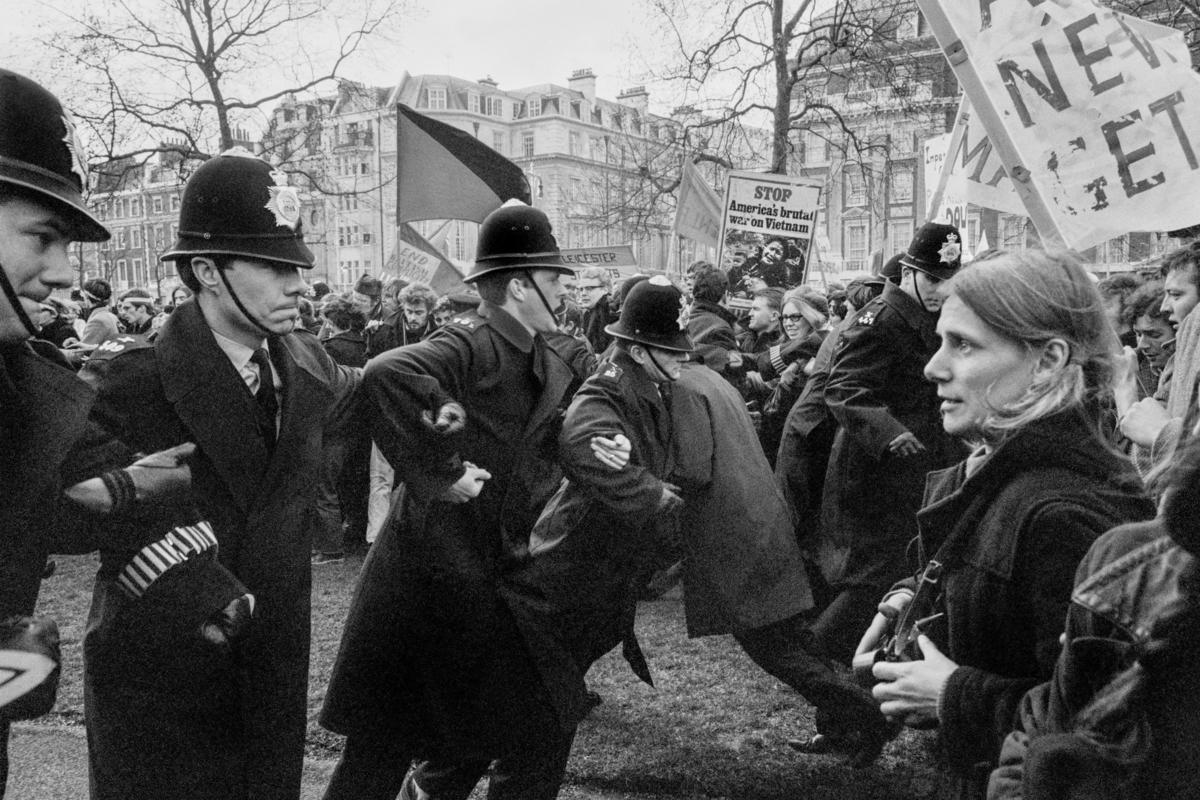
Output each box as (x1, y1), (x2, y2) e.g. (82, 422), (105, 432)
(528, 97), (541, 117)
(428, 86), (447, 110)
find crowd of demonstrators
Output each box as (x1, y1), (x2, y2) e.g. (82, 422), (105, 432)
(10, 67), (1200, 800)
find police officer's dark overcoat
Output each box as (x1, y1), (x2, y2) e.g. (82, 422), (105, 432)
(820, 281), (959, 590)
(319, 302), (578, 760)
(80, 300), (360, 800)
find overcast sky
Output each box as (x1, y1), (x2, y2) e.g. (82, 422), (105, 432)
(3, 0), (675, 112)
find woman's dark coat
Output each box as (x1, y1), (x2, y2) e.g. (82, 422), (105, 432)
(911, 411), (1153, 799)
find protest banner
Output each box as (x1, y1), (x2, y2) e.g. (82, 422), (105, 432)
(917, 0), (1200, 250)
(674, 159), (722, 249)
(386, 223), (469, 295)
(925, 97), (1026, 225)
(560, 245), (639, 283)
(717, 170), (822, 293)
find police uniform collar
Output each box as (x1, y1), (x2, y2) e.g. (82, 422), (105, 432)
(477, 301), (535, 353)
(882, 280), (937, 334)
(611, 348), (666, 402)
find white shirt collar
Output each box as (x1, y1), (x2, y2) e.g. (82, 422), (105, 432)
(211, 328), (267, 373)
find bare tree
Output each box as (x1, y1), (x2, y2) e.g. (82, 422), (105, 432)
(42, 0), (403, 178)
(643, 0), (938, 176)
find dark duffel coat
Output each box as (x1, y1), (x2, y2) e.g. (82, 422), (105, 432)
(500, 348), (677, 729)
(669, 363), (811, 636)
(821, 282), (959, 589)
(319, 303), (578, 760)
(80, 301), (360, 800)
(911, 411), (1153, 800)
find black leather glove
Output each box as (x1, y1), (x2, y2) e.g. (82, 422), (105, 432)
(0, 616), (62, 722)
(199, 593), (255, 651)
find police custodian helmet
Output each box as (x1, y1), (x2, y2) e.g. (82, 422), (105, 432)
(161, 148), (314, 268)
(465, 200), (573, 283)
(900, 221), (962, 281)
(0, 69), (108, 242)
(605, 275), (693, 353)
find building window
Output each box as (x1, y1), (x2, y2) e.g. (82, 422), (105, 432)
(890, 168), (914, 204)
(117, 229), (126, 249)
(130, 227), (141, 248)
(806, 132), (828, 164)
(890, 220), (914, 257)
(486, 96), (503, 117)
(493, 131), (504, 153)
(1001, 215), (1026, 248)
(569, 131), (581, 157)
(845, 169), (867, 206)
(130, 198), (141, 217)
(132, 258), (143, 284)
(171, 195), (180, 211)
(570, 100), (581, 119)
(844, 222), (869, 270)
(522, 132), (535, 158)
(527, 97), (541, 117)
(427, 87), (447, 110)
(468, 92), (480, 114)
(153, 196), (163, 214)
(116, 259), (127, 283)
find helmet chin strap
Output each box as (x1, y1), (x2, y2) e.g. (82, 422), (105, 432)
(644, 347), (678, 383)
(216, 264), (277, 338)
(910, 268), (935, 313)
(0, 261), (39, 339)
(523, 269), (559, 326)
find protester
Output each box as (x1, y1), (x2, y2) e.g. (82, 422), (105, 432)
(362, 280), (439, 545)
(776, 276), (884, 575)
(858, 249), (1154, 800)
(576, 266), (615, 354)
(116, 288), (155, 335)
(77, 277), (119, 346)
(312, 293), (371, 565)
(1097, 273), (1141, 349)
(431, 295), (454, 330)
(320, 201), (579, 800)
(685, 264), (741, 378)
(990, 434), (1200, 800)
(1125, 281), (1172, 400)
(813, 223), (963, 663)
(1117, 244), (1200, 484)
(757, 289), (829, 465)
(35, 297), (78, 348)
(80, 148), (362, 800)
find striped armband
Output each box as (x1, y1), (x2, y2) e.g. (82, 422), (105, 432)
(116, 522), (218, 599)
(768, 344), (786, 376)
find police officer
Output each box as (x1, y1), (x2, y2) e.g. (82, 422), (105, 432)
(80, 148), (361, 800)
(812, 223), (964, 663)
(319, 200), (581, 800)
(0, 67), (109, 796)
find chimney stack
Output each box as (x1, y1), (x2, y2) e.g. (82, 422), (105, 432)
(568, 68), (597, 103)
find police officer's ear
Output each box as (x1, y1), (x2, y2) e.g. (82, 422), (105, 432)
(190, 257), (223, 293)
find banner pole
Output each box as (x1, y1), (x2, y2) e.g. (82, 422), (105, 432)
(926, 96), (970, 223)
(915, 0), (1068, 249)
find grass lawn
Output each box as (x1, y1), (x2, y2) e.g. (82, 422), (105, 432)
(36, 552), (940, 799)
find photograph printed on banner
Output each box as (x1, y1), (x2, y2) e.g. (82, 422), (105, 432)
(718, 171), (823, 299)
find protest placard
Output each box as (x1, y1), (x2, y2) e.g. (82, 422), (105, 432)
(917, 0), (1200, 250)
(717, 170), (822, 294)
(560, 245), (639, 283)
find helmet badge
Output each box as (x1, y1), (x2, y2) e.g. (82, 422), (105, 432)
(939, 232), (961, 265)
(60, 111), (88, 188)
(265, 167), (301, 231)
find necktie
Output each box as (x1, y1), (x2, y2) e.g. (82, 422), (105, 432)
(249, 348), (278, 448)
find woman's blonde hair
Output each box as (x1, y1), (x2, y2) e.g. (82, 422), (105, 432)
(782, 288), (827, 334)
(946, 249), (1116, 442)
